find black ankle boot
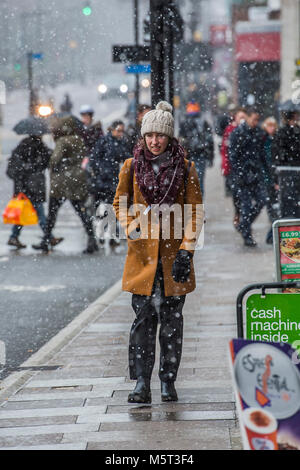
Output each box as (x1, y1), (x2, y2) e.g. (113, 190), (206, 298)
(161, 381), (178, 402)
(128, 377), (151, 404)
(31, 240), (49, 253)
(83, 236), (99, 254)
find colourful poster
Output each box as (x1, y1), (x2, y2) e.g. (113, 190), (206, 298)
(279, 226), (300, 281)
(229, 339), (300, 450)
(273, 221), (300, 293)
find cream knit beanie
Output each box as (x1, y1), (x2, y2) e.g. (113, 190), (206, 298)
(141, 101), (174, 138)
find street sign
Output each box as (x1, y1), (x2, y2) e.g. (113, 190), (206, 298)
(31, 53), (44, 60)
(113, 45), (150, 63)
(125, 64), (151, 74)
(246, 293), (300, 345)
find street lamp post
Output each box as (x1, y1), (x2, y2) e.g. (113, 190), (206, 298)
(134, 0), (140, 118)
(27, 52), (34, 116)
(150, 0), (167, 106)
(150, 0), (183, 107)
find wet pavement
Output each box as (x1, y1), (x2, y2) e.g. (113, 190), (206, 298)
(0, 153), (275, 450)
(0, 95), (128, 379)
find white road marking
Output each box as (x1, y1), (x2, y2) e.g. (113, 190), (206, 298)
(0, 285), (66, 292)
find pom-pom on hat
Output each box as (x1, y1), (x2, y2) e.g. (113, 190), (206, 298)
(141, 101), (174, 138)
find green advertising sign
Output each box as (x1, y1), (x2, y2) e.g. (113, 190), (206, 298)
(246, 294), (300, 345)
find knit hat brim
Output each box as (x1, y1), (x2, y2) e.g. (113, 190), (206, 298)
(141, 101), (174, 139)
(141, 121), (174, 138)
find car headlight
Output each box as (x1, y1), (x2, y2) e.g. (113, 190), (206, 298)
(141, 78), (150, 88)
(38, 105), (53, 117)
(98, 84), (107, 94)
(120, 84), (128, 94)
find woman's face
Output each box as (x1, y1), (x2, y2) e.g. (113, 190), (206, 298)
(145, 132), (169, 155)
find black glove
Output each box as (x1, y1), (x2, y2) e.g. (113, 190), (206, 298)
(172, 249), (193, 283)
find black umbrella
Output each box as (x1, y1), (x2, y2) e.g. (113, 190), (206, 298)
(13, 116), (49, 136)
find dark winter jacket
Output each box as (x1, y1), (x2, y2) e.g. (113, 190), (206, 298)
(228, 122), (267, 187)
(272, 124), (300, 167)
(263, 133), (277, 186)
(126, 123), (142, 155)
(88, 132), (129, 194)
(179, 114), (214, 166)
(80, 121), (103, 157)
(6, 136), (51, 203)
(49, 117), (88, 201)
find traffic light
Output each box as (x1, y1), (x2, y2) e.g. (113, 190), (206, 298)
(82, 2), (92, 16)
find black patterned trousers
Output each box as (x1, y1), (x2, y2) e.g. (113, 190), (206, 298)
(129, 260), (186, 382)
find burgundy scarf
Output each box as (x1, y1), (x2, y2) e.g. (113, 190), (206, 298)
(133, 138), (185, 207)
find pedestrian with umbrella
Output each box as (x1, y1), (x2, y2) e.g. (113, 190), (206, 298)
(6, 118), (63, 249)
(113, 101), (203, 403)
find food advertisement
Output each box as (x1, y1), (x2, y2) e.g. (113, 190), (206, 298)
(274, 222), (300, 292)
(229, 339), (300, 450)
(280, 227), (300, 279)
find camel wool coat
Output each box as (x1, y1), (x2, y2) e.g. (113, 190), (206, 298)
(113, 157), (204, 297)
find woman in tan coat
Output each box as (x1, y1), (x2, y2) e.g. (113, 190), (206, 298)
(113, 101), (204, 403)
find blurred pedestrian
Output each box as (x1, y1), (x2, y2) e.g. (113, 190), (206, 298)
(262, 117), (279, 244)
(89, 120), (129, 246)
(6, 135), (63, 249)
(178, 100), (214, 196)
(79, 105), (103, 160)
(126, 104), (152, 155)
(220, 107), (247, 227)
(272, 110), (300, 218)
(229, 109), (267, 247)
(113, 101), (203, 404)
(32, 116), (97, 254)
(89, 120), (129, 208)
(60, 93), (73, 114)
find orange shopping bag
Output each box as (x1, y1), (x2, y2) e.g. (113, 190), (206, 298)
(2, 193), (38, 226)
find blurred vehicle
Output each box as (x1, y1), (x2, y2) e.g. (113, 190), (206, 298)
(97, 73), (135, 100)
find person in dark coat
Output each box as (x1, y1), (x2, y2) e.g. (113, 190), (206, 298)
(79, 105), (103, 159)
(261, 117), (279, 244)
(272, 111), (300, 219)
(220, 108), (247, 227)
(32, 116), (97, 254)
(6, 136), (63, 249)
(229, 109), (267, 247)
(178, 101), (214, 197)
(89, 120), (129, 207)
(60, 93), (73, 114)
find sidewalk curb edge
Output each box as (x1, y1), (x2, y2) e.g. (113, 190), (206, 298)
(0, 279), (123, 405)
